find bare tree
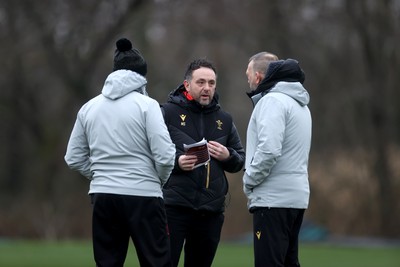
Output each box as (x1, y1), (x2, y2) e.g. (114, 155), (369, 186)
(0, 0), (399, 239)
(345, 0), (400, 237)
(0, 0), (148, 239)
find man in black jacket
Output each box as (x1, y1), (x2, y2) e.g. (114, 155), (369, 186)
(162, 58), (245, 267)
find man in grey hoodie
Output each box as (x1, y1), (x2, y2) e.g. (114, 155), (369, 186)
(65, 38), (175, 267)
(243, 52), (312, 267)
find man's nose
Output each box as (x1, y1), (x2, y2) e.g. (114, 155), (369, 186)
(204, 83), (212, 90)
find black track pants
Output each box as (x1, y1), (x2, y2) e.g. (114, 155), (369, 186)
(166, 206), (224, 267)
(253, 207), (305, 267)
(92, 193), (172, 267)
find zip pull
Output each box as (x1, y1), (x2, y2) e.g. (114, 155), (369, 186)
(205, 162), (210, 188)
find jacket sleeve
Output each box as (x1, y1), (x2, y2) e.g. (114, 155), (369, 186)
(146, 101), (176, 185)
(221, 122), (245, 173)
(160, 104), (186, 174)
(64, 112), (93, 179)
(243, 97), (284, 190)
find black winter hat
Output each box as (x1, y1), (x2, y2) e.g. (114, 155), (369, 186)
(113, 38), (147, 76)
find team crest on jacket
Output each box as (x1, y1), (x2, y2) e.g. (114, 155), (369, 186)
(180, 114), (186, 126)
(216, 120), (223, 130)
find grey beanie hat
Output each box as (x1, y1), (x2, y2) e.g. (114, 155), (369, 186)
(113, 38), (147, 76)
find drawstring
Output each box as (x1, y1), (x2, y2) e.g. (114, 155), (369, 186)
(205, 162), (210, 188)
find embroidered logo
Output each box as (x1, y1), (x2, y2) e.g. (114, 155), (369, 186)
(256, 231), (261, 240)
(180, 114), (186, 126)
(216, 119), (223, 130)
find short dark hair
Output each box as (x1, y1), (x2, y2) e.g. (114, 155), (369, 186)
(184, 58), (217, 81)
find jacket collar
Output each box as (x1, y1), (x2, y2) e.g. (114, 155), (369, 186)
(168, 84), (220, 113)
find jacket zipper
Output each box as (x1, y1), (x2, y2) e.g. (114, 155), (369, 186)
(199, 110), (210, 188)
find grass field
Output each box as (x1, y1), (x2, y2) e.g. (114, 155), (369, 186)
(0, 240), (399, 267)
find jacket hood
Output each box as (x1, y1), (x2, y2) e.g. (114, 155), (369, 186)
(247, 59), (305, 98)
(166, 84), (220, 113)
(270, 82), (310, 106)
(247, 58), (309, 106)
(102, 69), (148, 100)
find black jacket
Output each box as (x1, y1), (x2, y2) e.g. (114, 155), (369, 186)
(161, 85), (245, 212)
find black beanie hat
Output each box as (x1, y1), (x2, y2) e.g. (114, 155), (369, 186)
(113, 38), (147, 76)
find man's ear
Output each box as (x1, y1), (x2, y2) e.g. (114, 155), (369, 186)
(256, 72), (263, 84)
(183, 80), (190, 91)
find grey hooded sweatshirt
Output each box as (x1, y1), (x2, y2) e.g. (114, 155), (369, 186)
(243, 80), (312, 210)
(65, 70), (175, 198)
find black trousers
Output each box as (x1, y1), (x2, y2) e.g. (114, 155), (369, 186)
(165, 205), (224, 267)
(91, 193), (171, 267)
(253, 207), (305, 267)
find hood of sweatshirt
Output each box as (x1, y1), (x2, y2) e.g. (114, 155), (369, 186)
(247, 59), (309, 106)
(270, 81), (310, 106)
(102, 69), (148, 100)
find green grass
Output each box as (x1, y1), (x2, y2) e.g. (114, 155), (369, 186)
(0, 240), (399, 267)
